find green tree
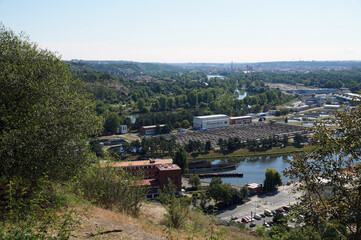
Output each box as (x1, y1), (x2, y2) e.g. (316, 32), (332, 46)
(173, 147), (188, 174)
(159, 95), (167, 110)
(205, 140), (212, 152)
(293, 133), (306, 148)
(162, 123), (172, 134)
(240, 185), (249, 199)
(0, 25), (103, 183)
(285, 106), (361, 239)
(181, 119), (190, 129)
(188, 175), (201, 189)
(272, 212), (287, 225)
(264, 168), (282, 192)
(137, 98), (147, 112)
(89, 139), (105, 158)
(104, 112), (120, 134)
(158, 181), (190, 229)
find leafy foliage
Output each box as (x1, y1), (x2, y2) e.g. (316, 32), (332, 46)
(158, 181), (190, 229)
(285, 106), (361, 238)
(264, 168), (282, 192)
(75, 164), (147, 216)
(188, 175), (201, 190)
(0, 24), (103, 183)
(0, 178), (82, 239)
(173, 147), (189, 174)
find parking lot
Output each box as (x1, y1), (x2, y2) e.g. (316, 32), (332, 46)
(232, 207), (302, 229)
(217, 184), (302, 227)
(167, 122), (307, 147)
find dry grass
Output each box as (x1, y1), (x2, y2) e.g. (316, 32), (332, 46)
(71, 201), (263, 240)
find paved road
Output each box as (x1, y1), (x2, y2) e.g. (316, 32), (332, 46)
(217, 184), (302, 222)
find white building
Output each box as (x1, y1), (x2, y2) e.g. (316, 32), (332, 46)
(193, 114), (229, 129)
(119, 125), (128, 134)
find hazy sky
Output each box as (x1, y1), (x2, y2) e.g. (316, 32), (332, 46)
(1, 0), (361, 63)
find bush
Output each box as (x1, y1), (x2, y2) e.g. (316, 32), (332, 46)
(75, 164), (147, 216)
(0, 178), (82, 239)
(158, 182), (190, 229)
(189, 175), (201, 190)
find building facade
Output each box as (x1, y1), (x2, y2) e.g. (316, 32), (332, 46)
(139, 124), (165, 135)
(229, 116), (252, 125)
(119, 125), (128, 134)
(111, 159), (182, 198)
(193, 114), (229, 129)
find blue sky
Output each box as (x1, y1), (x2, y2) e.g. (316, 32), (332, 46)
(1, 0), (360, 62)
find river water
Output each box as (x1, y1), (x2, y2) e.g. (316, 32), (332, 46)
(201, 155), (293, 186)
(235, 89), (248, 100)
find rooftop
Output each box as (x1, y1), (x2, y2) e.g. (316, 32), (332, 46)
(229, 116), (252, 120)
(157, 164), (181, 171)
(194, 114), (228, 119)
(246, 182), (262, 188)
(141, 124), (165, 129)
(110, 159), (173, 168)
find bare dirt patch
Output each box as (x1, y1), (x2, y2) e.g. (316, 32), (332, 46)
(71, 205), (166, 240)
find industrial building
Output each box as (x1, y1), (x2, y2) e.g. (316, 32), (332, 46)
(193, 114), (229, 129)
(229, 116), (252, 125)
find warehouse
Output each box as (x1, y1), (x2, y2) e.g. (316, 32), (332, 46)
(229, 116), (252, 125)
(193, 114), (229, 129)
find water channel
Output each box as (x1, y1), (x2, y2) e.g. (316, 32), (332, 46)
(235, 89), (248, 100)
(201, 155), (293, 186)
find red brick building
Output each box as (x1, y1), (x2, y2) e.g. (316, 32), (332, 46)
(112, 159), (182, 198)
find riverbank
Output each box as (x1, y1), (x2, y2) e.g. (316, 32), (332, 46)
(188, 145), (315, 161)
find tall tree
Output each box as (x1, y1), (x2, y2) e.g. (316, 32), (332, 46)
(173, 147), (188, 174)
(0, 24), (103, 183)
(104, 112), (120, 134)
(285, 106), (361, 239)
(264, 168), (282, 192)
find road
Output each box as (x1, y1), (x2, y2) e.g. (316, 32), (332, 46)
(217, 184), (302, 224)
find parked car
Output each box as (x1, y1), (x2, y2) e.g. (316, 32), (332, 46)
(263, 222), (270, 228)
(231, 216), (239, 220)
(250, 223), (256, 227)
(271, 210), (277, 215)
(254, 214), (262, 220)
(264, 209), (273, 216)
(283, 206), (291, 211)
(241, 217), (249, 223)
(260, 213), (266, 218)
(277, 208), (285, 212)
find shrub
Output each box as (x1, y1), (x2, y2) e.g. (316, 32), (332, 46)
(0, 179), (82, 239)
(75, 164), (147, 216)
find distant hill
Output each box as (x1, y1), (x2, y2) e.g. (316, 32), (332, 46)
(172, 60), (361, 71)
(67, 60), (183, 76)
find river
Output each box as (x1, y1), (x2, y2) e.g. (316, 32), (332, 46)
(235, 89), (248, 100)
(201, 155), (292, 186)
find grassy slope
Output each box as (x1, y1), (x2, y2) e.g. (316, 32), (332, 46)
(72, 201), (263, 240)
